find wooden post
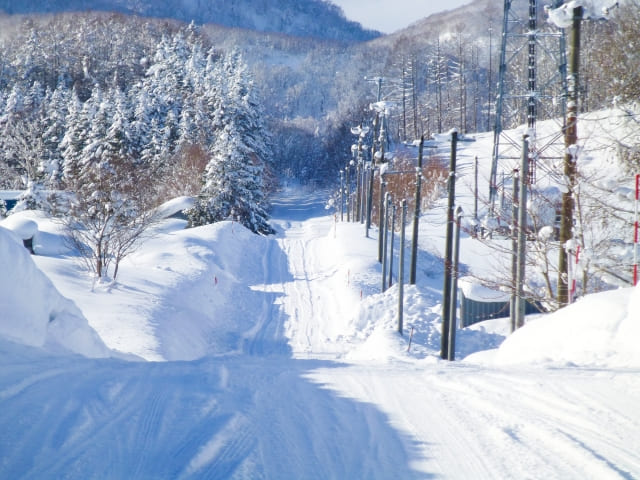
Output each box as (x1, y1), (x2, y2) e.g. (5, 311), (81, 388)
(441, 130), (458, 360)
(448, 206), (463, 360)
(410, 136), (424, 284)
(558, 6), (583, 307)
(398, 200), (407, 335)
(515, 135), (529, 329)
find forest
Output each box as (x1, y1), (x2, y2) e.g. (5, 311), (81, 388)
(0, 0), (638, 281)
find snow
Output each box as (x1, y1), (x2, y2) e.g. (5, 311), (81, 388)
(548, 0), (620, 28)
(0, 224), (109, 358)
(2, 108), (640, 477)
(491, 287), (640, 367)
(153, 195), (195, 219)
(459, 276), (511, 303)
(0, 214), (38, 240)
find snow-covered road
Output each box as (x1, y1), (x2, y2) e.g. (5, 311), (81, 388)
(268, 187), (640, 479)
(309, 363), (640, 479)
(1, 185), (639, 479)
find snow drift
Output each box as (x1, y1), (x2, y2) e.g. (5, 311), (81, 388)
(0, 224), (109, 358)
(494, 286), (640, 367)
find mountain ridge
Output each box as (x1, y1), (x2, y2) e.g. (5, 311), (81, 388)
(0, 0), (381, 42)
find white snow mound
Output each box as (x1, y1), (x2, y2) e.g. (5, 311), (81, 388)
(494, 287), (640, 367)
(0, 226), (110, 358)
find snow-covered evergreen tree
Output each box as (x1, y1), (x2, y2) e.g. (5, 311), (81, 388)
(189, 51), (274, 235)
(60, 88), (90, 187)
(41, 85), (69, 188)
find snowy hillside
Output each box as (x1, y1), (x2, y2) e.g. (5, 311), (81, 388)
(0, 0), (380, 42)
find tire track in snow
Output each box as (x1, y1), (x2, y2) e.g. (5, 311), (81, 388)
(425, 366), (640, 479)
(307, 363), (640, 479)
(188, 414), (257, 480)
(244, 234), (291, 356)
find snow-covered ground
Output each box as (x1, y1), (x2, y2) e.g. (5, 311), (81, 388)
(2, 116), (640, 477)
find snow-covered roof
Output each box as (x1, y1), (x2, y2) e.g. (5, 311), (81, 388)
(154, 196), (196, 219)
(459, 277), (511, 303)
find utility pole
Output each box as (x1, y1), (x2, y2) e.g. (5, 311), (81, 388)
(410, 136), (424, 284)
(558, 6), (583, 307)
(515, 135), (529, 328)
(473, 156), (479, 226)
(340, 169), (344, 222)
(355, 152), (362, 222)
(389, 203), (396, 288)
(398, 200), (407, 335)
(382, 192), (391, 292)
(448, 206), (463, 361)
(441, 130), (458, 360)
(378, 178), (387, 263)
(346, 161), (351, 222)
(510, 168), (519, 333)
(366, 116), (378, 237)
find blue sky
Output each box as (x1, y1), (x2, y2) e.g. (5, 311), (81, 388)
(331, 0), (472, 33)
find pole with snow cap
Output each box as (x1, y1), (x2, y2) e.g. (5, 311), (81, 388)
(448, 205), (463, 361)
(515, 135), (529, 329)
(557, 5), (583, 307)
(410, 136), (424, 285)
(382, 192), (391, 293)
(510, 168), (519, 333)
(441, 129), (458, 360)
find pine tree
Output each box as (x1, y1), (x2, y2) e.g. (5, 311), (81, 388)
(41, 85), (69, 188)
(189, 51), (274, 235)
(60, 88), (90, 187)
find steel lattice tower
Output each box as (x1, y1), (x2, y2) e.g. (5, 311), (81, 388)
(489, 0), (568, 214)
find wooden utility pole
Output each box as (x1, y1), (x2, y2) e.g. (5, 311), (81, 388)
(389, 203), (396, 288)
(398, 200), (407, 335)
(382, 192), (391, 292)
(378, 179), (387, 263)
(340, 169), (344, 222)
(448, 206), (463, 361)
(510, 169), (519, 333)
(558, 6), (583, 307)
(441, 130), (458, 360)
(515, 135), (529, 329)
(409, 136), (424, 284)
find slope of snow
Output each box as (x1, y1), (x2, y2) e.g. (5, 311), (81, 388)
(0, 223), (109, 358)
(491, 286), (640, 367)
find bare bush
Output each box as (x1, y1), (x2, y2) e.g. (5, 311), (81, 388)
(62, 156), (159, 282)
(369, 153), (448, 229)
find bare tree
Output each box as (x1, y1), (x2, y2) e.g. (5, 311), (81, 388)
(62, 155), (160, 282)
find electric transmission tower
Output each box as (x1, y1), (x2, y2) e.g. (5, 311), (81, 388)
(489, 0), (568, 215)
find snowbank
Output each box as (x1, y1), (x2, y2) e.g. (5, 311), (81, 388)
(494, 287), (640, 367)
(1, 210), (73, 256)
(548, 0), (617, 28)
(0, 226), (109, 358)
(0, 214), (38, 240)
(153, 195), (195, 219)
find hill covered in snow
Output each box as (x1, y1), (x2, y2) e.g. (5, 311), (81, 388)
(0, 0), (380, 42)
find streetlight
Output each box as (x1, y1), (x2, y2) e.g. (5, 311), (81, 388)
(370, 101), (394, 156)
